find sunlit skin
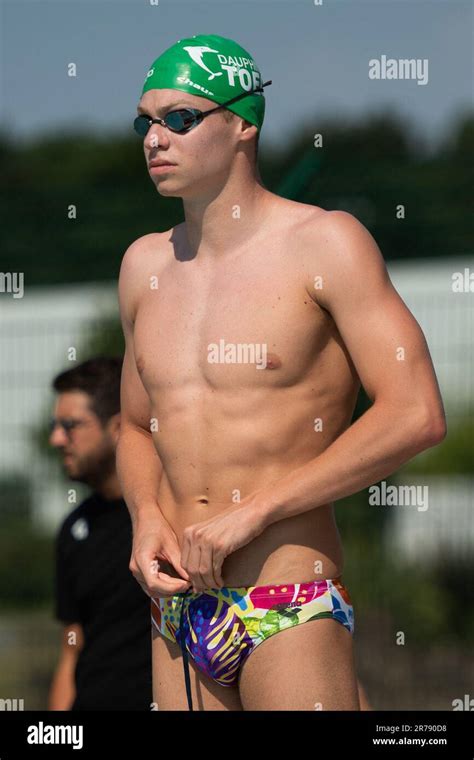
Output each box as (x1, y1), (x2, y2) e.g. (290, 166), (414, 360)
(118, 86), (445, 709)
(137, 88), (264, 208)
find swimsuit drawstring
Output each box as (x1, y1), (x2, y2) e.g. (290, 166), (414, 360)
(179, 586), (194, 711)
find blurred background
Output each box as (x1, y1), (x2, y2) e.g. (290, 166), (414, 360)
(0, 0), (472, 710)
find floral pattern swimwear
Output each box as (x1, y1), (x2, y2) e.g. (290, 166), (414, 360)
(151, 576), (355, 694)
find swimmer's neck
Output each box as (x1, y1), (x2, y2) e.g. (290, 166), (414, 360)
(181, 167), (273, 260)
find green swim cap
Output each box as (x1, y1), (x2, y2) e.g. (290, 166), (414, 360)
(141, 34), (268, 133)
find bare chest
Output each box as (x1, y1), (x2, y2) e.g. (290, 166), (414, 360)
(133, 229), (332, 393)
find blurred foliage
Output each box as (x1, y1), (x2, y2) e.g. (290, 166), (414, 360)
(401, 412), (474, 475)
(0, 110), (472, 283)
(0, 519), (54, 610)
(0, 472), (32, 521)
(86, 315), (125, 356)
(0, 475), (53, 610)
(337, 488), (474, 646)
(335, 389), (474, 645)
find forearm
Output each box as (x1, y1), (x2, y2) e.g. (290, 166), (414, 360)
(259, 400), (442, 527)
(48, 662), (76, 710)
(116, 425), (167, 528)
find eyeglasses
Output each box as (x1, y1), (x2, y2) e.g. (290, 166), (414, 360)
(134, 79), (272, 136)
(49, 418), (89, 435)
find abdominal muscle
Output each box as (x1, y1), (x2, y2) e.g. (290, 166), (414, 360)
(154, 442), (346, 588)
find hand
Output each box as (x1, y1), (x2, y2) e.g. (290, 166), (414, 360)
(130, 514), (191, 598)
(181, 498), (267, 592)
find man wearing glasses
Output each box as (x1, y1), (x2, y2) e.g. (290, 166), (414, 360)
(117, 34), (446, 711)
(48, 357), (152, 710)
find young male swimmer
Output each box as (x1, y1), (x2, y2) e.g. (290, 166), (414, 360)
(117, 34), (446, 711)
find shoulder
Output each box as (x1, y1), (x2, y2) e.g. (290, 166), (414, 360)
(119, 223), (186, 270)
(300, 208), (386, 273)
(301, 207), (372, 245)
(275, 200), (369, 247)
(119, 230), (170, 275)
(118, 227), (178, 320)
(299, 209), (389, 307)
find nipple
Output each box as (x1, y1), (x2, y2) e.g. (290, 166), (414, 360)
(265, 353), (282, 369)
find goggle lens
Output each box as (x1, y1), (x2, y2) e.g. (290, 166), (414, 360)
(133, 114), (151, 136)
(165, 110), (197, 132)
(133, 109), (202, 136)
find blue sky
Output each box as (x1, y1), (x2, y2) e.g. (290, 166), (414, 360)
(2, 0), (472, 149)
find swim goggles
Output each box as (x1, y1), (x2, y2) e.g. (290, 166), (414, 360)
(133, 80), (272, 136)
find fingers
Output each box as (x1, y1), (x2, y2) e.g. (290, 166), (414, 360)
(209, 546), (225, 589)
(131, 557), (191, 598)
(201, 543), (224, 589)
(185, 542), (206, 591)
(182, 537), (225, 591)
(140, 571), (191, 598)
(133, 524), (227, 595)
(213, 554), (225, 588)
(153, 571), (192, 596)
(166, 545), (191, 583)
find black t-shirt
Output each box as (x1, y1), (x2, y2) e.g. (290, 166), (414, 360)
(54, 493), (152, 710)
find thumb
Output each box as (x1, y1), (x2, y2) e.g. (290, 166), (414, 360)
(166, 545), (191, 582)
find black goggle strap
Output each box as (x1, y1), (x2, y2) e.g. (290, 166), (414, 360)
(199, 79), (273, 118)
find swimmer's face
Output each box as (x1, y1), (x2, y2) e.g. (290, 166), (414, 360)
(137, 88), (255, 199)
(49, 391), (119, 485)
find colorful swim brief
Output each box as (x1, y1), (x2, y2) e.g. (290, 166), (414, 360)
(151, 576), (355, 710)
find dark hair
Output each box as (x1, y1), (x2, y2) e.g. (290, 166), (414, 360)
(52, 356), (123, 427)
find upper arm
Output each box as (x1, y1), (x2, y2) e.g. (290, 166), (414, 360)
(60, 622), (84, 660)
(306, 211), (445, 425)
(117, 237), (156, 434)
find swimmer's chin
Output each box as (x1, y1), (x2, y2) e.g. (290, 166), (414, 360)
(153, 183), (182, 198)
